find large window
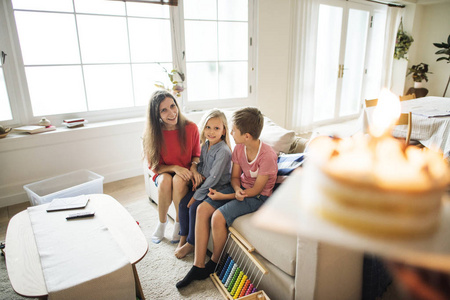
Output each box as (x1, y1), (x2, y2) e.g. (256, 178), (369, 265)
(0, 0), (255, 125)
(183, 0), (250, 106)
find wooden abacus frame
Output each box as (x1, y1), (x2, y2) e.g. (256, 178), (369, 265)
(210, 227), (271, 300)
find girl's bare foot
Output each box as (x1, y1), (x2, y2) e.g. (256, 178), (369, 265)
(176, 236), (187, 251)
(175, 243), (194, 259)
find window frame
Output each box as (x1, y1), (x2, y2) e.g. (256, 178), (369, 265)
(0, 0), (256, 127)
(176, 0), (257, 113)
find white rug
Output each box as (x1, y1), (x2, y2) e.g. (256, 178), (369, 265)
(0, 199), (221, 300)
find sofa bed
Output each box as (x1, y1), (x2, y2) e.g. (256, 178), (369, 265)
(143, 109), (364, 300)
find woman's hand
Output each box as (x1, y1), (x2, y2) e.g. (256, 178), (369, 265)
(235, 188), (247, 201)
(174, 166), (193, 182)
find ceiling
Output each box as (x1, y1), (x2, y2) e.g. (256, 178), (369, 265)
(400, 0), (450, 4)
(373, 0), (450, 5)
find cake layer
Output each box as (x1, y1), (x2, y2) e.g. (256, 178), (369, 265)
(315, 166), (443, 215)
(314, 193), (441, 237)
(302, 135), (449, 238)
(301, 157), (444, 237)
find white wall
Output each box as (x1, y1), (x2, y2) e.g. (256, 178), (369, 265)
(256, 0), (292, 127)
(391, 4), (417, 95)
(407, 3), (450, 97)
(353, 1), (450, 97)
(0, 119), (146, 207)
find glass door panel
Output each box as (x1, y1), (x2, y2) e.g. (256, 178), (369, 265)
(339, 8), (369, 116)
(313, 4), (343, 122)
(313, 0), (372, 123)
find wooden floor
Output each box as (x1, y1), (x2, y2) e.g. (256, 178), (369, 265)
(0, 175), (147, 242)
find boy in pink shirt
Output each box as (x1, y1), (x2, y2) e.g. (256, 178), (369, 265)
(177, 107), (278, 288)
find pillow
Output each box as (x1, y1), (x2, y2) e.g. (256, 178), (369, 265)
(273, 153), (305, 191)
(208, 110), (295, 153)
(277, 153), (305, 175)
(260, 117), (296, 155)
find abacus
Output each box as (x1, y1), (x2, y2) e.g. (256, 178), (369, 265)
(210, 227), (271, 300)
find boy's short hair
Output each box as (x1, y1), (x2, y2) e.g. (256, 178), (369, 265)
(232, 107), (264, 139)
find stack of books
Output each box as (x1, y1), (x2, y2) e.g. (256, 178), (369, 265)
(62, 118), (88, 128)
(13, 125), (56, 134)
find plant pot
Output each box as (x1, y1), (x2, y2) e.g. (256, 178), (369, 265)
(414, 81), (423, 88)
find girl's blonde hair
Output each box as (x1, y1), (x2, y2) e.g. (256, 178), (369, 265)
(199, 109), (231, 150)
(143, 90), (190, 170)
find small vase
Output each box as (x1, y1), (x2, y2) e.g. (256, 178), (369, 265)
(414, 81), (423, 89)
(38, 117), (51, 126)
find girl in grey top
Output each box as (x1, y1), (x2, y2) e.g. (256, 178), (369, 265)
(175, 110), (232, 259)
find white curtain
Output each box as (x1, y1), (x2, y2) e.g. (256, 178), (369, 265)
(380, 6), (402, 90)
(288, 0), (318, 133)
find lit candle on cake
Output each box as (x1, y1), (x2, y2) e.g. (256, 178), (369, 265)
(301, 89), (450, 237)
(370, 89), (401, 139)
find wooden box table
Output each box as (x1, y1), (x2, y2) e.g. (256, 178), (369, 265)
(253, 170), (450, 272)
(5, 194), (148, 299)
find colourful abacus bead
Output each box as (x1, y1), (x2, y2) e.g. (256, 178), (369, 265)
(234, 273), (247, 299)
(239, 279), (251, 298)
(245, 283), (254, 296)
(227, 267), (241, 292)
(222, 260), (234, 284)
(217, 253), (229, 275)
(231, 271), (243, 296)
(251, 287), (257, 294)
(219, 257), (232, 281)
(225, 264), (237, 288)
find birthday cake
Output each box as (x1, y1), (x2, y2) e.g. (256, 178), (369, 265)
(301, 135), (450, 237)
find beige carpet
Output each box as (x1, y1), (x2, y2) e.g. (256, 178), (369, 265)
(0, 199), (221, 300)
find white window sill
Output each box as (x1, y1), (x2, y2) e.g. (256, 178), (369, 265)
(0, 117), (146, 152)
(0, 108), (236, 152)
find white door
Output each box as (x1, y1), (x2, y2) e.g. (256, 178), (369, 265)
(313, 0), (371, 124)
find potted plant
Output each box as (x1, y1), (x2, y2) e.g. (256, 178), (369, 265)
(406, 63), (432, 88)
(433, 34), (450, 96)
(394, 19), (414, 60)
(155, 65), (185, 97)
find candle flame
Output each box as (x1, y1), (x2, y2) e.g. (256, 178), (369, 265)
(370, 89), (401, 138)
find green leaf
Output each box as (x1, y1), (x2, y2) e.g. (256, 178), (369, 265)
(433, 43), (446, 48)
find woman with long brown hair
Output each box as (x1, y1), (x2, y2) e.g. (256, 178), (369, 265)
(143, 90), (201, 244)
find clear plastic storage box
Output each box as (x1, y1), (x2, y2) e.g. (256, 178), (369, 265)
(23, 170), (104, 206)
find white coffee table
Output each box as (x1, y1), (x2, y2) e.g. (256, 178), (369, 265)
(5, 194), (148, 299)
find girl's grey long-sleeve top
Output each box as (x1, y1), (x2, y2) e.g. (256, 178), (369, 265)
(193, 140), (232, 201)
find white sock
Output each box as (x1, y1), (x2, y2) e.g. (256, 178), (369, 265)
(171, 221), (181, 243)
(152, 219), (168, 244)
